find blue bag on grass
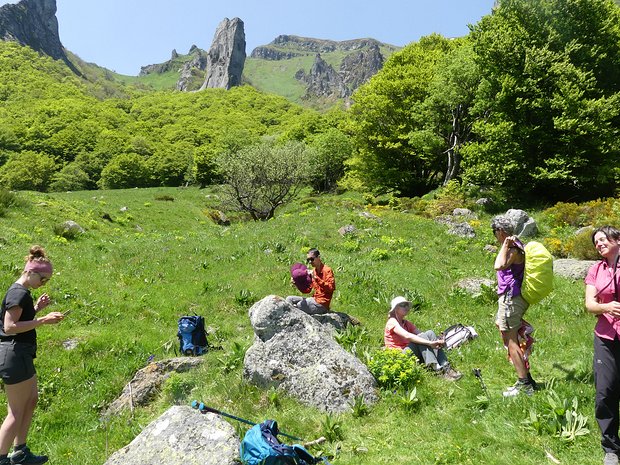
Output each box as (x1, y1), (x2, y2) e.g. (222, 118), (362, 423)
(177, 315), (209, 355)
(240, 420), (330, 465)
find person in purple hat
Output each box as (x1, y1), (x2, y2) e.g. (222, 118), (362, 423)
(286, 248), (335, 314)
(0, 246), (64, 465)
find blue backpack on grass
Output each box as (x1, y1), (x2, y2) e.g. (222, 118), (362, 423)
(177, 315), (209, 355)
(240, 420), (330, 465)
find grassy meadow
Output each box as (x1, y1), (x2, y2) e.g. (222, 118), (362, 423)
(0, 187), (602, 464)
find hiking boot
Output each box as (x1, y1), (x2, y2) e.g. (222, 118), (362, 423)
(0, 457), (10, 465)
(527, 373), (540, 390)
(442, 366), (463, 381)
(502, 379), (534, 397)
(10, 447), (48, 465)
(604, 452), (619, 465)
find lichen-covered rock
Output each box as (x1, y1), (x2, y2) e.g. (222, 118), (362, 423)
(244, 295), (377, 412)
(554, 258), (597, 280)
(103, 406), (239, 465)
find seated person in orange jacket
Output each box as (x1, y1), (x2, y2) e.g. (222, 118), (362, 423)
(286, 248), (335, 314)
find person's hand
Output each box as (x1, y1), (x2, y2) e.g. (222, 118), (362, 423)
(606, 301), (620, 318)
(308, 269), (314, 279)
(35, 293), (51, 312)
(429, 339), (445, 349)
(290, 277), (296, 288)
(41, 312), (64, 325)
(504, 236), (516, 248)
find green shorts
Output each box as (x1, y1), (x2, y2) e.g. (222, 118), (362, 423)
(0, 341), (36, 385)
(496, 294), (529, 332)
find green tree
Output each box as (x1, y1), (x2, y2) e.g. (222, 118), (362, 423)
(0, 151), (56, 191)
(218, 140), (312, 220)
(98, 153), (150, 189)
(308, 128), (352, 192)
(346, 34), (457, 196)
(464, 0), (620, 200)
(49, 163), (91, 192)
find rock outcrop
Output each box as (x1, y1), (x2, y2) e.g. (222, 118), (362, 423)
(554, 258), (596, 280)
(296, 54), (350, 99)
(0, 0), (77, 73)
(104, 406), (239, 465)
(340, 44), (384, 90)
(103, 357), (203, 417)
(243, 295), (378, 413)
(176, 46), (209, 91)
(200, 17), (246, 90)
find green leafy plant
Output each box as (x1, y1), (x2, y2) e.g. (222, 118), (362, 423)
(321, 415), (344, 442)
(349, 395), (370, 418)
(334, 325), (368, 355)
(218, 341), (246, 372)
(235, 289), (257, 306)
(399, 387), (420, 411)
(522, 388), (589, 442)
(367, 349), (425, 390)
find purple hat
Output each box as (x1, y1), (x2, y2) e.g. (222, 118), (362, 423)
(290, 262), (312, 292)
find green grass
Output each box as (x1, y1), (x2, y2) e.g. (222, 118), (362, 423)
(0, 187), (603, 464)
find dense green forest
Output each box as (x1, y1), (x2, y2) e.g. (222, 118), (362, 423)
(0, 0), (619, 206)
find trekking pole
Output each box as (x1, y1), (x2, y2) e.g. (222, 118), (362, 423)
(472, 368), (489, 397)
(190, 400), (304, 442)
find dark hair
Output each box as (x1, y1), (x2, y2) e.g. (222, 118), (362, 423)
(591, 226), (620, 245)
(308, 248), (320, 257)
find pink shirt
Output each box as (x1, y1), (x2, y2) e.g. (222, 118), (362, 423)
(384, 318), (418, 350)
(585, 260), (620, 340)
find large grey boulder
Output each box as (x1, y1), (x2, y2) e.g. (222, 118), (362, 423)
(554, 258), (597, 280)
(103, 406), (239, 465)
(504, 209), (538, 237)
(244, 295), (378, 412)
(200, 17), (246, 90)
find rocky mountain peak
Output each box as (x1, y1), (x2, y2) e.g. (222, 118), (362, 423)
(0, 0), (77, 72)
(199, 17), (246, 90)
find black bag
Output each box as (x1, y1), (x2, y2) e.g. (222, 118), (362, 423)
(177, 315), (209, 355)
(442, 324), (477, 350)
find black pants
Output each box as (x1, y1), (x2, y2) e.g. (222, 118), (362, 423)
(594, 334), (620, 453)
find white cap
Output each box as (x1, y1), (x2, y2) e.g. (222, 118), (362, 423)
(389, 296), (411, 314)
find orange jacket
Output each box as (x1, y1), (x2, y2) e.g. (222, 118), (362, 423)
(310, 264), (335, 308)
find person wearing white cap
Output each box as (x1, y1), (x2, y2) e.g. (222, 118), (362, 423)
(384, 296), (461, 381)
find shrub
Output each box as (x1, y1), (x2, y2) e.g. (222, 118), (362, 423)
(565, 227), (599, 260)
(0, 151), (57, 192)
(218, 140), (312, 220)
(367, 348), (425, 390)
(424, 181), (474, 218)
(368, 248), (389, 261)
(541, 199), (617, 228)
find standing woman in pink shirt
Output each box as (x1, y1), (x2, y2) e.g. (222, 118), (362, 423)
(585, 226), (620, 465)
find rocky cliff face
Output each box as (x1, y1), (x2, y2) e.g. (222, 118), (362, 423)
(0, 0), (77, 73)
(200, 17), (246, 90)
(295, 54), (350, 99)
(176, 46), (209, 91)
(254, 35), (388, 102)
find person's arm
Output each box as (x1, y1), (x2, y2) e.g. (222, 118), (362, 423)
(391, 321), (444, 348)
(314, 267), (335, 293)
(495, 237), (523, 270)
(585, 284), (620, 317)
(3, 306), (64, 334)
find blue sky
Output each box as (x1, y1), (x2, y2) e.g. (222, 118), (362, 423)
(2, 0), (496, 76)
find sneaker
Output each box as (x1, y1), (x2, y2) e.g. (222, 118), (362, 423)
(10, 447), (48, 465)
(527, 373), (540, 390)
(502, 380), (534, 397)
(604, 452), (619, 465)
(442, 366), (463, 381)
(0, 458), (10, 465)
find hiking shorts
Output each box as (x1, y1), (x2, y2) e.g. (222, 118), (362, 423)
(0, 341), (36, 385)
(496, 293), (529, 332)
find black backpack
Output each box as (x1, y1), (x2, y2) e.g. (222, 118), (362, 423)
(177, 315), (209, 355)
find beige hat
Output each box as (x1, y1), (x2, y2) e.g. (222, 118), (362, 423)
(389, 296), (411, 314)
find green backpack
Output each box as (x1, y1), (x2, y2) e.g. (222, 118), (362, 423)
(521, 241), (554, 305)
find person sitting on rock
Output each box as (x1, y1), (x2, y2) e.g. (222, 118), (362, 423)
(384, 296), (462, 381)
(286, 248), (335, 315)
